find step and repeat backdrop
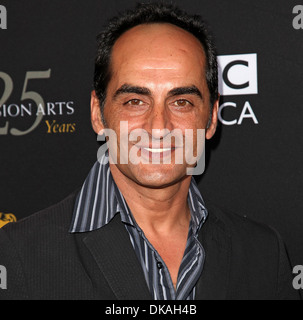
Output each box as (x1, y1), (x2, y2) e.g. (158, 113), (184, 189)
(0, 0), (302, 274)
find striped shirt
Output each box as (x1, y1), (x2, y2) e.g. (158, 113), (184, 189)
(69, 155), (208, 300)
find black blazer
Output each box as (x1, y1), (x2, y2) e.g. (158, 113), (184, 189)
(0, 191), (300, 300)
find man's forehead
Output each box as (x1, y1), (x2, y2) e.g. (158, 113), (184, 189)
(112, 23), (206, 64)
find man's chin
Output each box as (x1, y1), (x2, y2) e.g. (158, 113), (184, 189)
(115, 163), (190, 189)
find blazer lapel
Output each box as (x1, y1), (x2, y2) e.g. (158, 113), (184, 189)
(195, 212), (231, 300)
(82, 214), (152, 300)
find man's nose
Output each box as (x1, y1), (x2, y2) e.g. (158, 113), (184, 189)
(145, 105), (173, 139)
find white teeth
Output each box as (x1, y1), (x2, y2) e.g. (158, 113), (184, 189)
(143, 147), (171, 153)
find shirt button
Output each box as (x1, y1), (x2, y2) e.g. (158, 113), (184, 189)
(157, 262), (163, 269)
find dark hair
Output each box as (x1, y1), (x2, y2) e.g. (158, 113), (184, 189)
(93, 2), (218, 119)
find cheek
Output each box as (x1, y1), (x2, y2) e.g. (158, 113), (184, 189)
(171, 112), (205, 132)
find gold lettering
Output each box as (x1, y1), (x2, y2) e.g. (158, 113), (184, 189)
(45, 120), (76, 133)
(45, 120), (56, 133)
(59, 124), (66, 133)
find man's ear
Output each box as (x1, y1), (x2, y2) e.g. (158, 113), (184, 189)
(91, 90), (105, 135)
(206, 96), (219, 140)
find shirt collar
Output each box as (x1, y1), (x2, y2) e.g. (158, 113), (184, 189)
(69, 158), (208, 233)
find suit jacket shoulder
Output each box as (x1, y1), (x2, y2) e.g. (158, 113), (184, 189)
(0, 191), (94, 300)
(2, 191), (77, 239)
(196, 200), (300, 300)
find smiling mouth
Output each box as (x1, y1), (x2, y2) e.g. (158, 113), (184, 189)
(137, 146), (180, 164)
(142, 147), (173, 153)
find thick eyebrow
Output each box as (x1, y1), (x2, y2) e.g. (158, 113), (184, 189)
(113, 83), (203, 100)
(168, 85), (203, 100)
(113, 84), (152, 99)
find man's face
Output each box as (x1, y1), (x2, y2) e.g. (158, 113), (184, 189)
(91, 23), (218, 188)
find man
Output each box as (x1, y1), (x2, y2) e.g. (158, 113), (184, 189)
(0, 2), (300, 300)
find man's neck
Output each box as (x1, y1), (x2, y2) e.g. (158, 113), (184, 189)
(109, 164), (192, 234)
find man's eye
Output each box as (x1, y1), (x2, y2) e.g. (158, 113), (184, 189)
(125, 99), (144, 106)
(174, 99), (192, 107)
